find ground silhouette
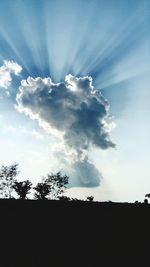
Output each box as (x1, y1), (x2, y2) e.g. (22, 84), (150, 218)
(0, 163), (150, 266)
(0, 198), (150, 266)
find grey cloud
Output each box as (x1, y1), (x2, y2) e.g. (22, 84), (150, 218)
(73, 157), (102, 187)
(16, 74), (115, 186)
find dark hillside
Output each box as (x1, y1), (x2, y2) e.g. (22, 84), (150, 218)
(0, 200), (150, 266)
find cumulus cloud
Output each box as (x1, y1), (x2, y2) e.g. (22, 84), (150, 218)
(0, 60), (22, 89)
(16, 74), (115, 186)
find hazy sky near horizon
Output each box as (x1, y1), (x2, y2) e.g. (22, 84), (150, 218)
(0, 0), (150, 202)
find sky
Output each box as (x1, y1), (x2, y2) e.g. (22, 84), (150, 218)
(0, 0), (150, 202)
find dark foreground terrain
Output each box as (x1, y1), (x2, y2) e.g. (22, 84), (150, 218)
(0, 199), (150, 266)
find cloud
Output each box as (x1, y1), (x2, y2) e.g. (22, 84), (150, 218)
(73, 157), (102, 187)
(0, 60), (22, 89)
(16, 75), (115, 186)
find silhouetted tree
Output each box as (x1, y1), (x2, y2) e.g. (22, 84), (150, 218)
(0, 163), (19, 198)
(12, 180), (32, 199)
(86, 196), (94, 202)
(34, 180), (51, 200)
(45, 172), (69, 199)
(144, 198), (148, 204)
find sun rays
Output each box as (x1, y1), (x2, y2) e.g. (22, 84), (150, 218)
(0, 0), (149, 88)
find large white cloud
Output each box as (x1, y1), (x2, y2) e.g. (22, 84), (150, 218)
(0, 60), (22, 89)
(16, 74), (115, 186)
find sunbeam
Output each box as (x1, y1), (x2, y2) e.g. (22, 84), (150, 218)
(0, 0), (149, 85)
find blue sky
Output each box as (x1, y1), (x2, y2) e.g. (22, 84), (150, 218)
(0, 0), (150, 202)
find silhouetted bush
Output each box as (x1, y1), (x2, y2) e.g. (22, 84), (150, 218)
(59, 196), (71, 201)
(12, 180), (32, 199)
(86, 196), (94, 202)
(71, 198), (83, 202)
(34, 181), (51, 200)
(144, 198), (148, 204)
